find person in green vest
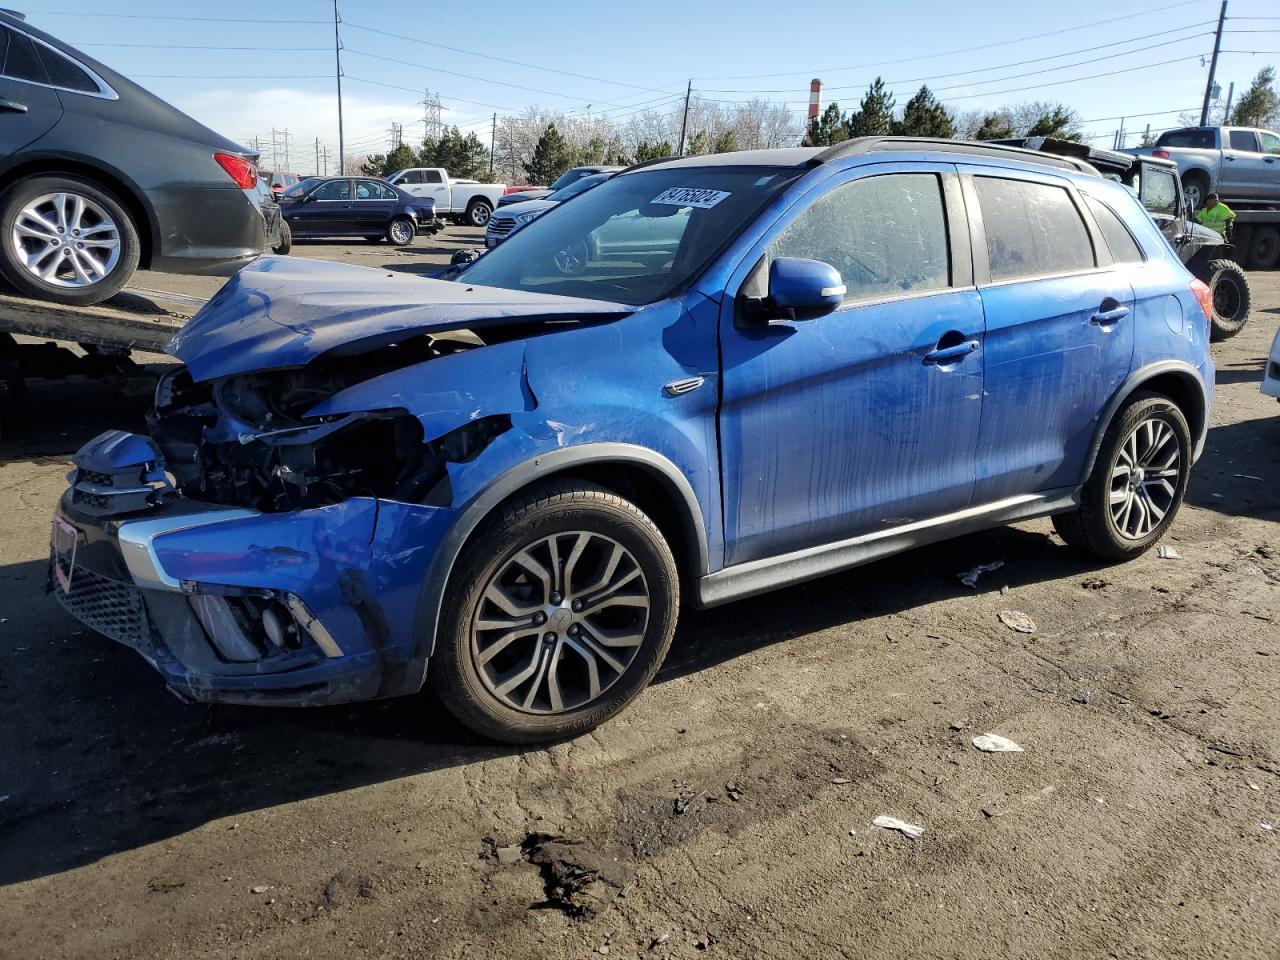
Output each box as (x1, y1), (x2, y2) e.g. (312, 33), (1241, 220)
(1196, 193), (1236, 239)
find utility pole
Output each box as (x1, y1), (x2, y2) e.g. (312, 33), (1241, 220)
(489, 112), (496, 176)
(333, 0), (345, 174)
(1223, 81), (1236, 124)
(1199, 0), (1227, 126)
(321, 146), (330, 176)
(678, 80), (692, 156)
(315, 137), (320, 176)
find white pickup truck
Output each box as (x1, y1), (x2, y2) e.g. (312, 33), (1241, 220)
(385, 168), (506, 227)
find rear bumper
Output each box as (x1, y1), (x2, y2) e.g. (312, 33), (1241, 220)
(51, 435), (459, 706)
(145, 184), (268, 275)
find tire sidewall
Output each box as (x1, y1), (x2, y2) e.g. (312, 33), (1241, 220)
(467, 201), (492, 227)
(1207, 259), (1249, 339)
(435, 491), (678, 742)
(0, 174), (139, 305)
(1090, 395), (1192, 555)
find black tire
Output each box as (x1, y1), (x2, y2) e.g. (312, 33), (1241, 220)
(1248, 226), (1280, 270)
(386, 217), (415, 245)
(0, 174), (140, 306)
(1206, 258), (1250, 341)
(465, 199), (492, 228)
(431, 480), (679, 744)
(272, 219), (292, 255)
(1181, 170), (1209, 213)
(1053, 391), (1192, 561)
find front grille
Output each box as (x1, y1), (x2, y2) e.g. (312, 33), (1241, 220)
(487, 217), (515, 237)
(51, 551), (152, 651)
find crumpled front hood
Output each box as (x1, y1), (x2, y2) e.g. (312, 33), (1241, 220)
(169, 256), (633, 382)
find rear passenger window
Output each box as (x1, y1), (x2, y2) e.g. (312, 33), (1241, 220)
(35, 45), (97, 93)
(0, 27), (49, 85)
(397, 170), (423, 184)
(423, 170), (443, 184)
(1084, 195), (1144, 264)
(768, 173), (951, 304)
(975, 177), (1094, 281)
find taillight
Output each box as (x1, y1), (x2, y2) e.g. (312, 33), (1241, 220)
(1190, 278), (1213, 333)
(1153, 149), (1170, 159)
(214, 152), (257, 189)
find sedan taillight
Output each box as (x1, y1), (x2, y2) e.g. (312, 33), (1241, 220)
(214, 152), (258, 189)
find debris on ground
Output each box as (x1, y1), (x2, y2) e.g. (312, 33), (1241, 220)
(1260, 821), (1274, 832)
(1072, 689), (1095, 704)
(650, 931), (671, 950)
(1207, 742), (1245, 758)
(249, 885), (270, 895)
(1081, 577), (1109, 590)
(972, 733), (1024, 753)
(959, 561), (1004, 588)
(998, 610), (1036, 634)
(495, 844), (523, 865)
(872, 815), (924, 840)
(949, 721), (970, 731)
(831, 777), (852, 785)
(724, 781), (742, 802)
(321, 871), (376, 908)
(1157, 545), (1183, 560)
(522, 834), (633, 917)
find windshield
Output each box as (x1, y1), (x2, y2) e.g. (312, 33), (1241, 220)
(461, 166), (800, 304)
(548, 174), (610, 202)
(548, 168), (591, 190)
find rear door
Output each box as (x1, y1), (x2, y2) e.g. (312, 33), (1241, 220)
(351, 179), (397, 233)
(0, 24), (63, 164)
(963, 168), (1135, 503)
(1259, 131), (1280, 199)
(1223, 129), (1265, 200)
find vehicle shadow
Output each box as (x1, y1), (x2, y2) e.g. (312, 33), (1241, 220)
(1185, 415), (1280, 518)
(0, 518), (1106, 887)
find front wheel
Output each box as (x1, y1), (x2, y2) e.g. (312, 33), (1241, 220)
(465, 199), (492, 228)
(1206, 258), (1250, 340)
(432, 481), (679, 744)
(1053, 392), (1191, 561)
(0, 175), (140, 306)
(387, 217), (415, 246)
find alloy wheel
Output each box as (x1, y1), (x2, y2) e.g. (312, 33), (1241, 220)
(470, 531), (650, 714)
(389, 220), (413, 245)
(1108, 417), (1181, 540)
(11, 192), (121, 288)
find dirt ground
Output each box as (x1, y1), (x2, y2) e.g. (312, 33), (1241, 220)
(0, 236), (1277, 960)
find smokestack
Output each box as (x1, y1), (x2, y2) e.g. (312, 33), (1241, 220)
(808, 79), (822, 121)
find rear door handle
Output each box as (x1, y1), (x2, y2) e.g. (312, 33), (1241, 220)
(1091, 304), (1130, 326)
(0, 98), (28, 113)
(923, 340), (979, 364)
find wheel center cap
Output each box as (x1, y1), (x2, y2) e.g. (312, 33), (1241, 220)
(1131, 467), (1146, 485)
(550, 608), (573, 630)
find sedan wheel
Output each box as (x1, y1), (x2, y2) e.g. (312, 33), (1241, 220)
(388, 217), (415, 245)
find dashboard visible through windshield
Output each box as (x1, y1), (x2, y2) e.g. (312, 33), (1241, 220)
(460, 166), (801, 304)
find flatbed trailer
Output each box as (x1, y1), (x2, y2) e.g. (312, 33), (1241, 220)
(0, 289), (197, 438)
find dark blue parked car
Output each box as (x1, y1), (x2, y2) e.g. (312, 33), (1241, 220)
(50, 139), (1214, 743)
(277, 175), (436, 244)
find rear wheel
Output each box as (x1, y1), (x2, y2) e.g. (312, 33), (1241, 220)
(1206, 258), (1250, 340)
(1248, 226), (1280, 270)
(465, 199), (492, 228)
(387, 217), (415, 245)
(272, 218), (292, 255)
(431, 480), (679, 743)
(1181, 171), (1209, 212)
(0, 175), (140, 306)
(1053, 392), (1191, 561)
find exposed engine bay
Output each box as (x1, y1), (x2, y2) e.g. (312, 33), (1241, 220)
(148, 332), (510, 512)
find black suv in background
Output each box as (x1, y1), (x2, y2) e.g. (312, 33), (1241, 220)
(0, 11), (268, 305)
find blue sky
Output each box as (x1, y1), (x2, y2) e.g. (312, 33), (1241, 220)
(19, 0), (1280, 172)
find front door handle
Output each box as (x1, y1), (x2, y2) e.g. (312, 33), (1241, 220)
(923, 339), (979, 364)
(0, 98), (28, 113)
(1091, 301), (1130, 326)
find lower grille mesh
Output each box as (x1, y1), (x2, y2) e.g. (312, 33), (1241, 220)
(51, 552), (152, 650)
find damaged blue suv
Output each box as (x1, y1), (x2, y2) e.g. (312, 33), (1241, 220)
(51, 139), (1214, 743)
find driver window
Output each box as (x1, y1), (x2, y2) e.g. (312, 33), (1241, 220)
(312, 179), (350, 201)
(762, 173), (951, 304)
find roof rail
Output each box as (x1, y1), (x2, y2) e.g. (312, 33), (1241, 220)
(809, 136), (1099, 176)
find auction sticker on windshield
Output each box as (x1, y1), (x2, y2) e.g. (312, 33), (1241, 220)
(651, 187), (731, 209)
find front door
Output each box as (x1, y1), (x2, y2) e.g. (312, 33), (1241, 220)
(718, 164), (986, 566)
(292, 178), (351, 235)
(961, 168), (1135, 503)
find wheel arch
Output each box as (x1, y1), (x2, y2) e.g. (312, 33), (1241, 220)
(410, 443), (709, 671)
(1083, 361), (1209, 481)
(0, 156), (157, 268)
(464, 195), (494, 211)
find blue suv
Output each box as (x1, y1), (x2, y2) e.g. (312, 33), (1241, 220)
(50, 139), (1214, 743)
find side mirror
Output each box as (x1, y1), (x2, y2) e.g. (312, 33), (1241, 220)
(759, 257), (845, 322)
(301, 193), (316, 203)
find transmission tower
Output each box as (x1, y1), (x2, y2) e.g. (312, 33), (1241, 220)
(389, 122), (403, 150)
(420, 90), (443, 141)
(269, 128), (293, 170)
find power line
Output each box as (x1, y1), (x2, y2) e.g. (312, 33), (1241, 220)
(344, 75), (521, 113)
(69, 42), (330, 51)
(25, 10), (330, 23)
(694, 0), (1211, 80)
(343, 20), (674, 94)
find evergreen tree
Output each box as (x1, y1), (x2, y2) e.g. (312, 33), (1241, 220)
(846, 78), (895, 137)
(802, 103), (847, 146)
(579, 135), (607, 165)
(1025, 106), (1082, 141)
(419, 127), (490, 180)
(894, 85), (956, 138)
(713, 129), (739, 154)
(366, 143), (416, 177)
(687, 130), (711, 155)
(633, 140), (674, 162)
(523, 124), (574, 184)
(974, 112), (1014, 141)
(1231, 66), (1280, 128)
